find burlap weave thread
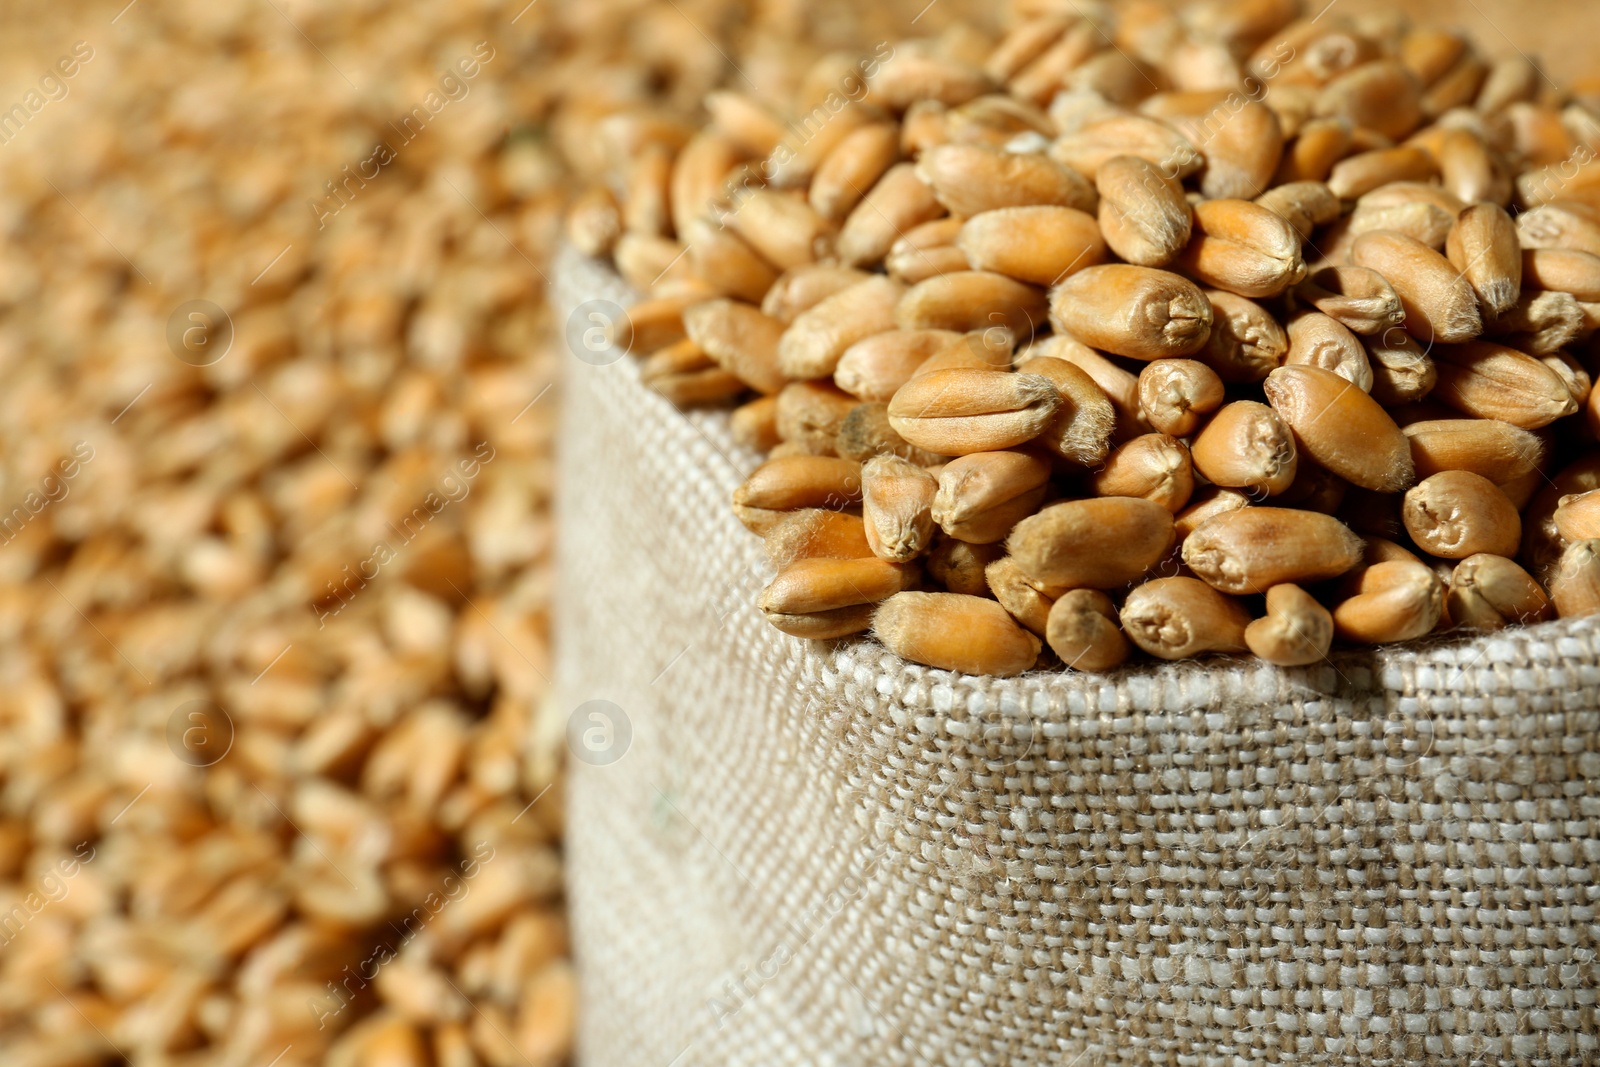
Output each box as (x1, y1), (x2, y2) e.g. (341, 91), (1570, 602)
(554, 247), (1600, 1066)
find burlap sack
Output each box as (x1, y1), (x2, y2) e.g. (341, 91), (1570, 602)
(553, 246), (1600, 1066)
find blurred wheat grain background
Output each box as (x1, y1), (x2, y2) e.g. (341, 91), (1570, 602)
(1336, 0), (1600, 84)
(0, 1), (1587, 1065)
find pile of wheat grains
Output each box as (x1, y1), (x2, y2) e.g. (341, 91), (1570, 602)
(0, 2), (573, 1064)
(576, 0), (1600, 677)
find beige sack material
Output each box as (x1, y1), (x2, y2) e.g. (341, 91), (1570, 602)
(554, 247), (1600, 1067)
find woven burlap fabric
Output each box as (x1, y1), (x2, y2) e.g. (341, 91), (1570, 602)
(552, 246), (1600, 1067)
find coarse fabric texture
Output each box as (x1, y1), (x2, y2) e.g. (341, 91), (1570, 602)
(553, 246), (1600, 1067)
